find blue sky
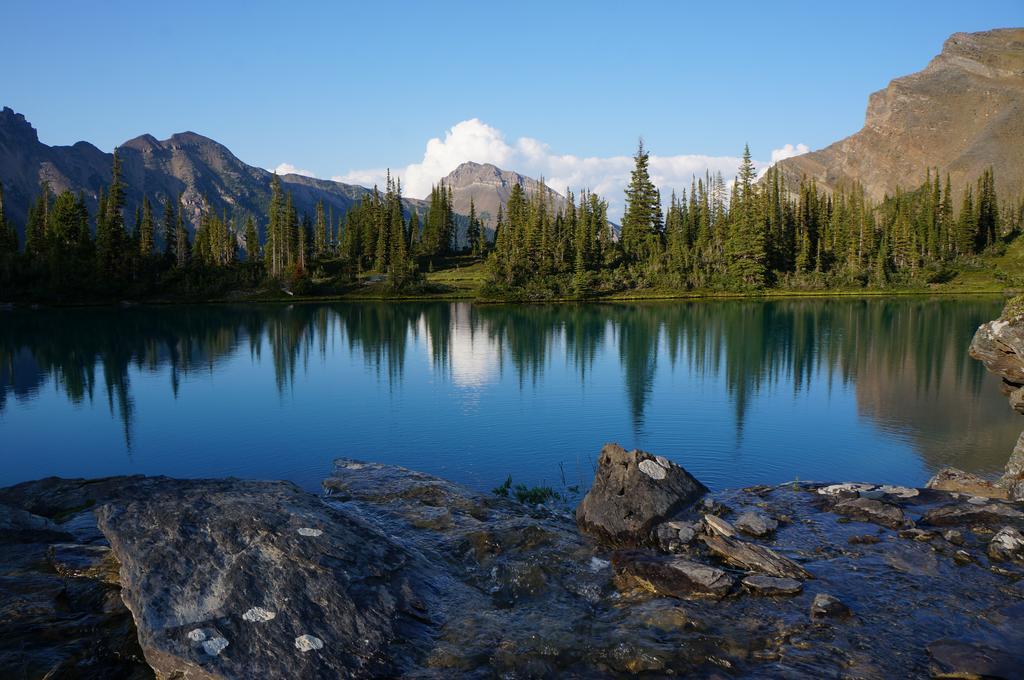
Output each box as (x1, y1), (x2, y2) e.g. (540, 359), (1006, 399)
(4, 1), (1020, 207)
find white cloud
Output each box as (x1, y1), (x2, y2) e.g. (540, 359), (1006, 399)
(769, 143), (810, 164)
(328, 120), (812, 220)
(272, 162), (315, 178)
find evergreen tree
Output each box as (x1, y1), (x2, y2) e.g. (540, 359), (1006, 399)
(620, 139), (663, 263)
(162, 196), (177, 262)
(174, 195), (189, 268)
(726, 145), (767, 287)
(25, 183), (51, 259)
(314, 199), (326, 258)
(0, 182), (17, 256)
(244, 215), (259, 262)
(97, 150), (128, 282)
(466, 198), (480, 256)
(139, 196), (154, 256)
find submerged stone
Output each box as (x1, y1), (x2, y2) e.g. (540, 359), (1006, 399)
(923, 502), (1024, 526)
(612, 551), (734, 600)
(927, 639), (1024, 679)
(831, 497), (908, 529)
(810, 593), (850, 620)
(741, 574), (803, 596)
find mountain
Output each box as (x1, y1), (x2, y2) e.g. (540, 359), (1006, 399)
(0, 108), (425, 241)
(774, 28), (1024, 201)
(442, 161), (567, 233)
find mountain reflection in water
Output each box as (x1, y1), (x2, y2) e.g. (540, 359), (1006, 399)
(0, 297), (1015, 492)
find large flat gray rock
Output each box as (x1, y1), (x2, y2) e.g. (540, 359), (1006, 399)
(96, 479), (438, 680)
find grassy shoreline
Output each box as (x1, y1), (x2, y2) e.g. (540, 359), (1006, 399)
(5, 235), (1020, 309)
(3, 280), (1012, 310)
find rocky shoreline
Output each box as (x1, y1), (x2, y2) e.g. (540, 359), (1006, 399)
(3, 451), (1024, 679)
(3, 302), (1024, 679)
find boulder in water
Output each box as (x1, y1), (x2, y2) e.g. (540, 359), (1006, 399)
(576, 443), (706, 547)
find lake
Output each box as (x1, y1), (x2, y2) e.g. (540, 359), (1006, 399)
(0, 297), (1016, 496)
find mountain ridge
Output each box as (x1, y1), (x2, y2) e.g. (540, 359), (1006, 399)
(0, 109), (427, 242)
(774, 28), (1024, 201)
(0, 110), (568, 247)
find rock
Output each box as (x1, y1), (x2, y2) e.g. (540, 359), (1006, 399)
(611, 551), (734, 600)
(988, 526), (1024, 561)
(970, 315), (1024, 386)
(46, 543), (120, 583)
(1009, 478), (1024, 503)
(576, 443), (706, 547)
(848, 534), (881, 545)
(96, 478), (440, 679)
(954, 550), (974, 565)
(654, 520), (697, 553)
(700, 534), (812, 580)
(6, 456), (1024, 678)
(943, 529), (965, 545)
(897, 528), (936, 542)
(922, 502), (1024, 527)
(0, 475), (155, 521)
(0, 478), (159, 678)
(816, 483), (875, 498)
(926, 467), (1006, 499)
(875, 485), (919, 499)
(703, 514), (736, 538)
(734, 510), (778, 538)
(810, 593), (850, 620)
(741, 575), (803, 596)
(927, 639), (1024, 679)
(1010, 385), (1024, 414)
(1003, 431), (1024, 491)
(831, 497), (909, 529)
(885, 544), (939, 576)
(0, 503), (72, 544)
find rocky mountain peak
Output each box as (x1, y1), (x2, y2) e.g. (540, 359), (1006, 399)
(937, 29), (1024, 78)
(440, 161), (565, 233)
(444, 161), (525, 190)
(0, 106), (39, 145)
(120, 133), (161, 153)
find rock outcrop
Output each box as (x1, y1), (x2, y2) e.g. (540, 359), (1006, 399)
(96, 478), (439, 680)
(575, 443), (707, 547)
(774, 28), (1024, 202)
(966, 297), (1024, 499)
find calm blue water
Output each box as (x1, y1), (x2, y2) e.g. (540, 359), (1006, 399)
(0, 297), (1017, 494)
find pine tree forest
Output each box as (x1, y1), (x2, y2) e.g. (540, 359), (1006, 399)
(0, 143), (1020, 303)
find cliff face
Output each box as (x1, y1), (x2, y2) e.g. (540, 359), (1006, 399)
(775, 28), (1024, 201)
(0, 108), (426, 241)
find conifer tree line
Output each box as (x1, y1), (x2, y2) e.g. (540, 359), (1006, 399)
(0, 141), (1021, 301)
(0, 151), (492, 299)
(482, 142), (1023, 297)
